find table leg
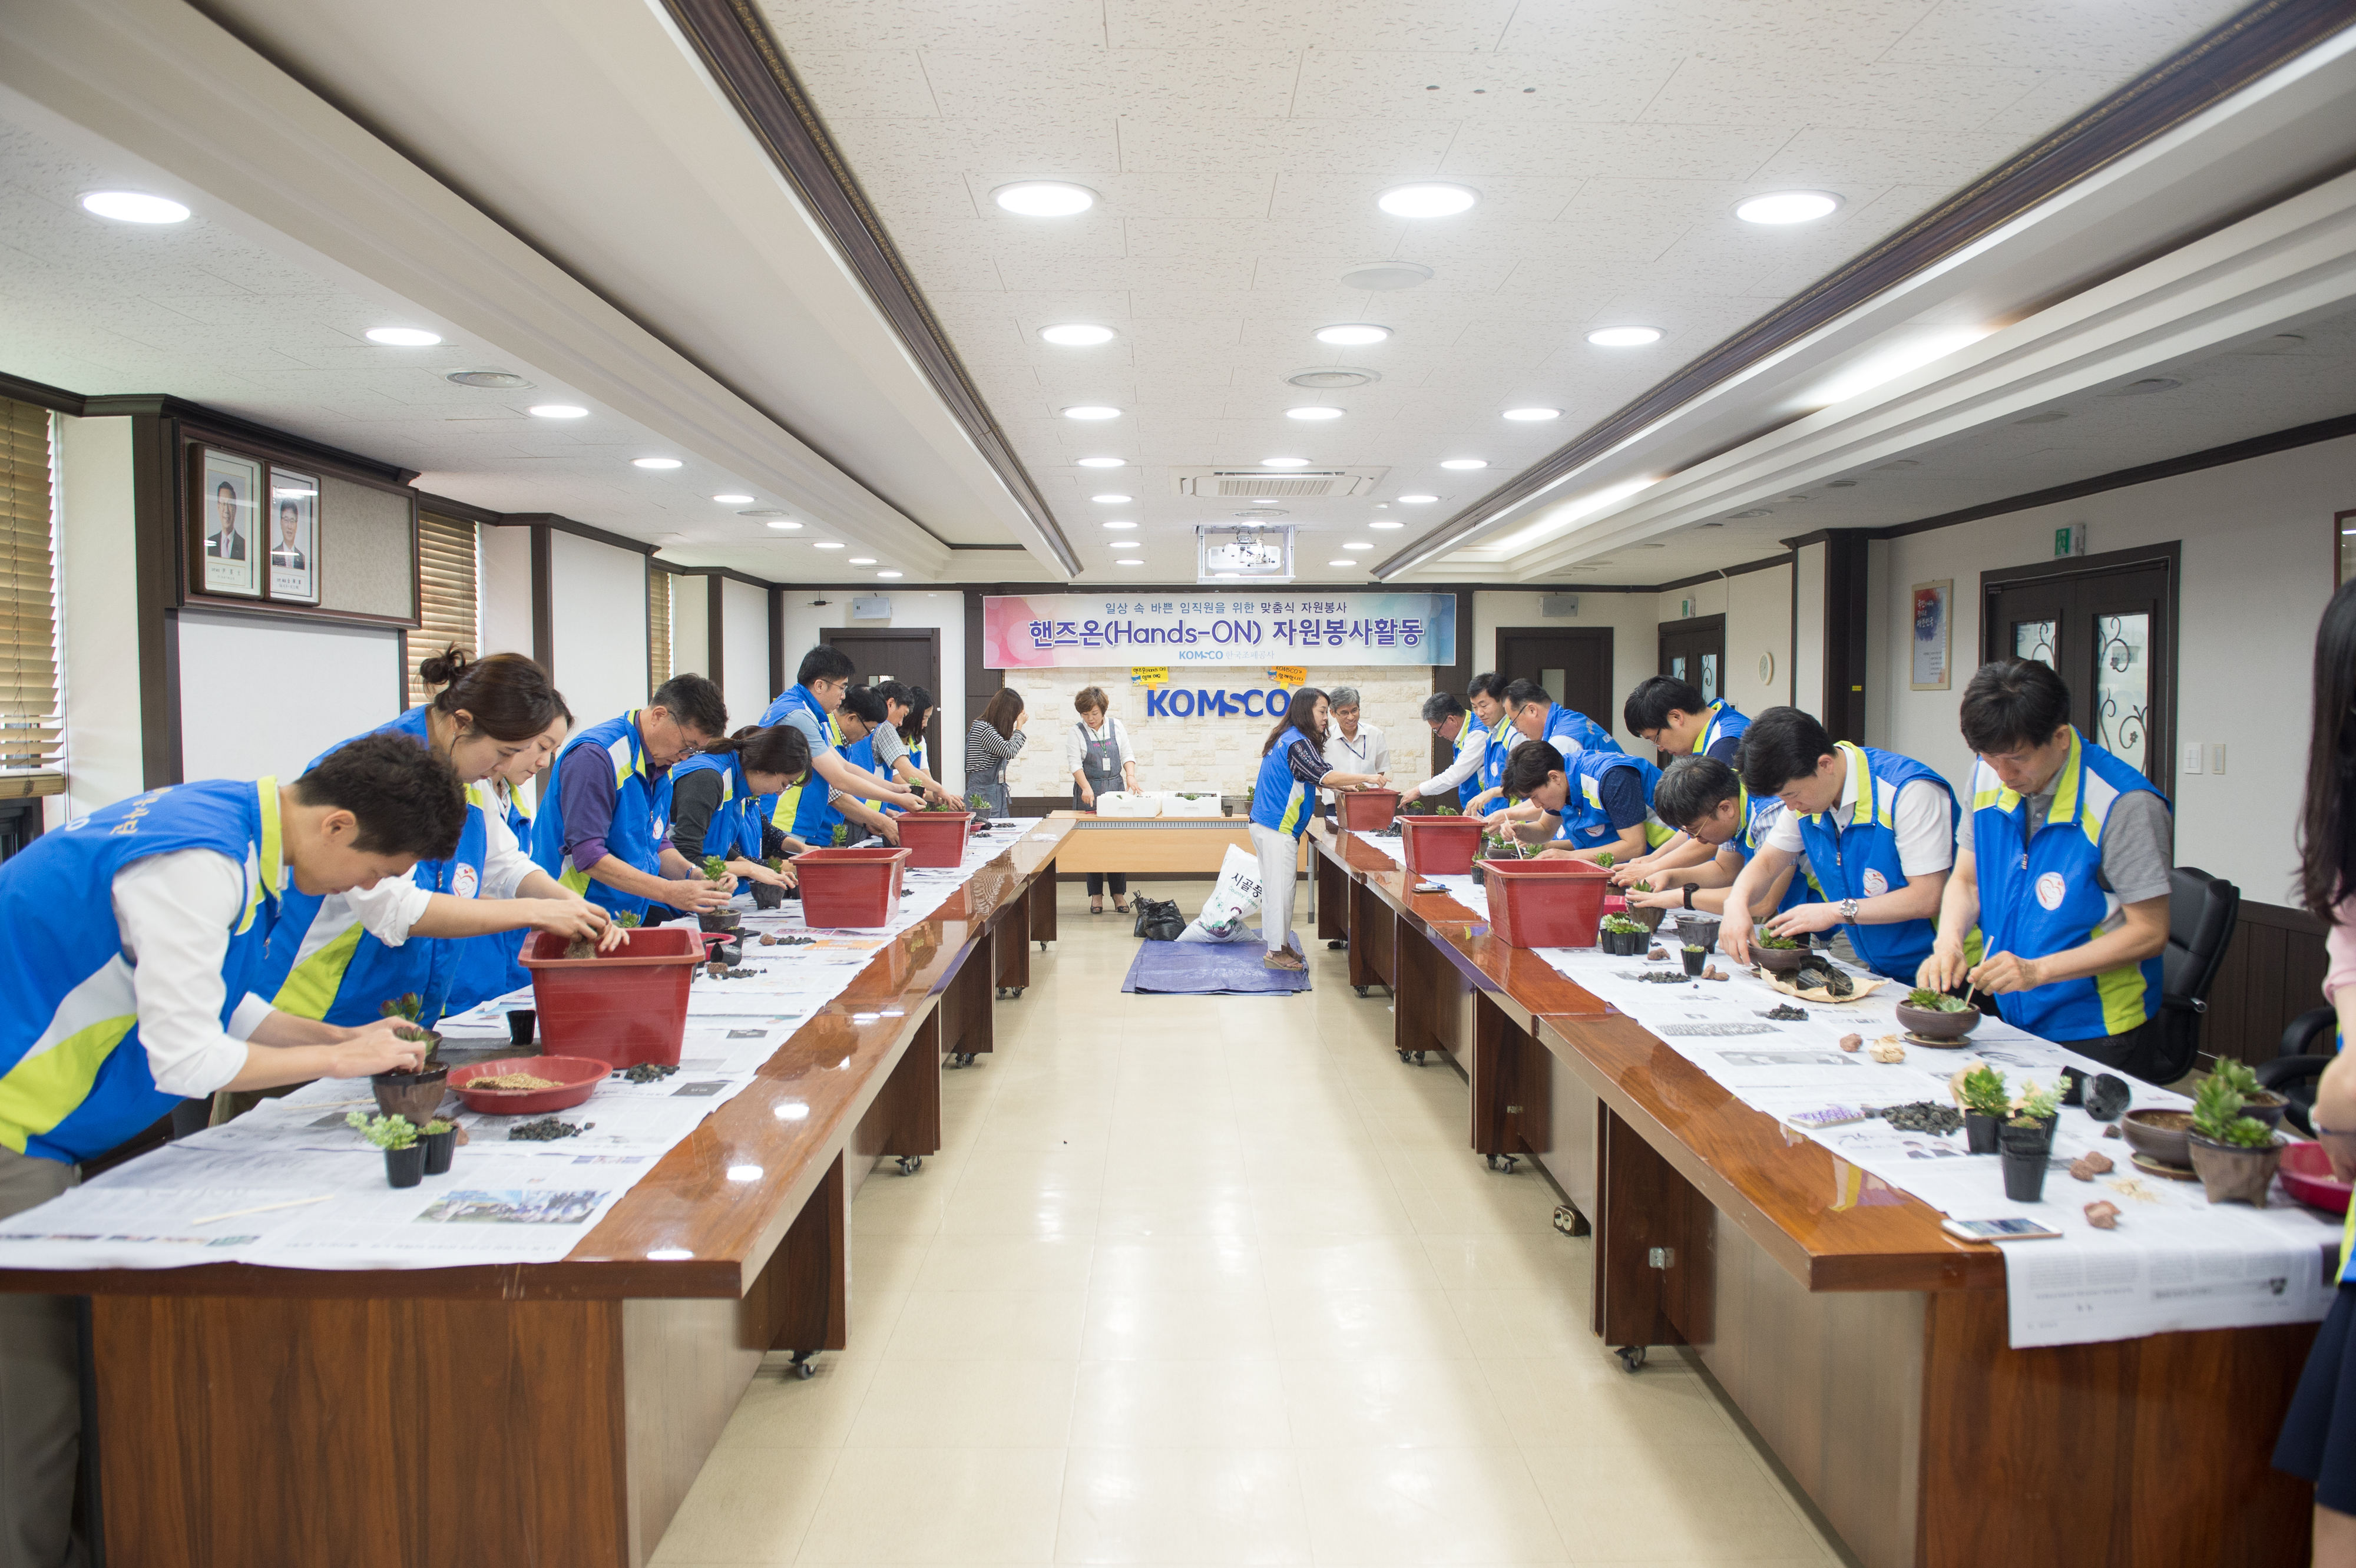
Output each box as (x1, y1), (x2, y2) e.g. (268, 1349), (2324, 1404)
(1026, 865), (1058, 948)
(940, 932), (995, 1066)
(1315, 845), (1348, 944)
(1468, 994), (1550, 1166)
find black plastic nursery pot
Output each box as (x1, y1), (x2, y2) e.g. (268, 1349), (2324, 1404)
(421, 1127), (456, 1176)
(752, 881), (785, 911)
(1965, 1112), (2002, 1156)
(506, 1009), (537, 1048)
(385, 1143), (426, 1189)
(371, 1065), (448, 1128)
(1599, 927), (1649, 957)
(1680, 947), (1707, 977)
(1998, 1120), (2054, 1202)
(698, 908), (743, 934)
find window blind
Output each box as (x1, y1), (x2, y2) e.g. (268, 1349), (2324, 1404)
(0, 399), (60, 773)
(648, 565), (671, 693)
(410, 511), (479, 707)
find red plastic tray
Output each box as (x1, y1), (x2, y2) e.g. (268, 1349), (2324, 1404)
(895, 811), (975, 869)
(448, 1056), (608, 1115)
(2279, 1140), (2351, 1216)
(519, 927), (701, 1068)
(1484, 859), (1611, 949)
(1397, 815), (1481, 876)
(1335, 789), (1402, 832)
(796, 846), (912, 928)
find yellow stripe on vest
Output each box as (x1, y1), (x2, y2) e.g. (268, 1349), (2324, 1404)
(271, 920), (368, 1021)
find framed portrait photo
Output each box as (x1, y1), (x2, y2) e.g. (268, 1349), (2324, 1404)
(1910, 579), (1953, 691)
(266, 469), (319, 603)
(197, 448), (263, 598)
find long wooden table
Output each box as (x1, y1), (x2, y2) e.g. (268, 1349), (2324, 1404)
(1307, 824), (2314, 1568)
(1046, 809), (1308, 877)
(0, 821), (1069, 1568)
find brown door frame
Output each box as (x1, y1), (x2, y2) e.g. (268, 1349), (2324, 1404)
(1494, 626), (1616, 730)
(822, 627), (945, 768)
(1978, 541), (2179, 795)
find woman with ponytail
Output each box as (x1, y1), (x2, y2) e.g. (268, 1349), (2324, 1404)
(667, 725), (813, 890)
(444, 693), (575, 1021)
(257, 649), (616, 1031)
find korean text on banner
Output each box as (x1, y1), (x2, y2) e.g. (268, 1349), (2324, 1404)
(984, 593), (1455, 670)
(1266, 666), (1306, 686)
(1130, 667), (1170, 687)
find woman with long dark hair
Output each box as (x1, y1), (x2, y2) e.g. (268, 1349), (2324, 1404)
(870, 681), (950, 807)
(444, 691), (575, 1023)
(965, 687), (1028, 815)
(2277, 579), (2356, 1563)
(667, 725), (813, 889)
(1249, 687), (1385, 971)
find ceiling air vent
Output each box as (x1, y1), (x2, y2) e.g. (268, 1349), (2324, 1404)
(1287, 368), (1381, 389)
(1174, 467), (1385, 499)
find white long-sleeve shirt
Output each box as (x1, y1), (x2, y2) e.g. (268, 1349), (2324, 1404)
(1417, 724), (1488, 796)
(111, 851), (282, 1099)
(336, 798), (537, 941)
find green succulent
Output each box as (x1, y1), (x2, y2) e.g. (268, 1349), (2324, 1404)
(1600, 914), (1647, 935)
(1905, 987), (1973, 1013)
(832, 823), (856, 847)
(1752, 927), (1804, 951)
(2209, 1059), (2262, 1101)
(346, 1112), (419, 1151)
(966, 793), (991, 812)
(379, 993), (423, 1023)
(2192, 1073), (2252, 1142)
(1957, 1063), (2009, 1117)
(2010, 1079), (2062, 1126)
(701, 855), (729, 882)
(1593, 851), (1616, 869)
(612, 912), (641, 929)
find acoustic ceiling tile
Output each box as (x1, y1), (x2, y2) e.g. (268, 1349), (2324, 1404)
(831, 113), (1120, 170)
(895, 214), (1131, 258)
(1269, 172), (1587, 226)
(760, 0), (1107, 52)
(994, 256), (1258, 292)
(782, 49), (943, 117)
(1121, 216), (1402, 259)
(1440, 120), (1795, 183)
(1290, 51), (1676, 125)
(1114, 116), (1455, 175)
(1748, 123), (2031, 188)
(1645, 58), (2048, 132)
(1877, 0), (2245, 74)
(1495, 0), (1928, 65)
(1969, 70), (2131, 135)
(1319, 0), (1526, 52)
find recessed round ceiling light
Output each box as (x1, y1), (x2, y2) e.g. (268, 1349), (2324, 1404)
(1399, 494), (1438, 502)
(1440, 458), (1488, 469)
(1103, 520), (1137, 530)
(1315, 323), (1391, 346)
(1586, 326), (1663, 348)
(1063, 405), (1122, 420)
(527, 405), (588, 419)
(1252, 497), (1278, 504)
(365, 327), (442, 346)
(1286, 406), (1344, 421)
(812, 541), (845, 549)
(1503, 408), (1560, 421)
(631, 456), (683, 469)
(447, 370), (533, 389)
(992, 181), (1096, 216)
(80, 190), (190, 224)
(1370, 521), (1404, 530)
(1378, 182), (1478, 218)
(1116, 559), (1143, 566)
(1328, 559), (1357, 567)
(877, 570), (903, 578)
(765, 520), (802, 530)
(1735, 190), (1839, 225)
(1091, 493), (1132, 502)
(1343, 541), (1372, 550)
(1077, 456), (1125, 468)
(1039, 323), (1116, 346)
(1260, 458), (1311, 468)
(712, 493), (755, 504)
(849, 557), (877, 565)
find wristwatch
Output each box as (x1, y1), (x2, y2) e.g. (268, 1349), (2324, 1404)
(1682, 885), (1697, 910)
(1839, 897), (1860, 922)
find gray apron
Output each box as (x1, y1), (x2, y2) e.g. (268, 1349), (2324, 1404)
(1075, 722), (1122, 809)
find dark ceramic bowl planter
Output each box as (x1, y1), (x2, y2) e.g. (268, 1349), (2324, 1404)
(384, 1143), (425, 1189)
(2187, 1131), (2285, 1206)
(2239, 1091), (2288, 1132)
(421, 1127), (456, 1176)
(505, 1009), (537, 1048)
(1680, 945), (1707, 977)
(1965, 1112), (2003, 1156)
(2080, 1073), (2131, 1123)
(1751, 942), (1810, 974)
(1675, 916), (1720, 954)
(1894, 1001), (1981, 1041)
(1998, 1119), (2055, 1202)
(1627, 903), (1666, 934)
(371, 1065), (448, 1128)
(752, 881), (785, 911)
(2122, 1108), (2195, 1167)
(698, 908), (743, 934)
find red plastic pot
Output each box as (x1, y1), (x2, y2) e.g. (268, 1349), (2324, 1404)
(1335, 789), (1402, 832)
(1483, 859), (1611, 949)
(895, 811), (975, 869)
(796, 846), (913, 928)
(519, 927), (702, 1068)
(1397, 815), (1482, 876)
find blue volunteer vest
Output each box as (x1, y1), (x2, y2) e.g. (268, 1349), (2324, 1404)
(670, 750), (765, 862)
(1252, 727), (1317, 839)
(1695, 700), (1748, 758)
(260, 707), (489, 1029)
(531, 712), (671, 919)
(1791, 742), (1958, 980)
(1554, 750), (1672, 851)
(1733, 785), (1819, 916)
(1452, 720), (1490, 809)
(1968, 730), (2168, 1041)
(0, 779), (284, 1163)
(444, 782), (533, 1016)
(1540, 703), (1624, 759)
(792, 722), (876, 844)
(761, 685), (831, 835)
(1478, 718), (1514, 798)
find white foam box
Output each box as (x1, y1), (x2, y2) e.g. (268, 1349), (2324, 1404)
(1093, 790), (1160, 818)
(1161, 790), (1224, 818)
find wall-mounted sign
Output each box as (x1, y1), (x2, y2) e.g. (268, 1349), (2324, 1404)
(1129, 667), (1170, 687)
(984, 592), (1454, 669)
(1143, 684), (1295, 719)
(1266, 665), (1306, 686)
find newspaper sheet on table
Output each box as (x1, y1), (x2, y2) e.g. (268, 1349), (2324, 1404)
(0, 821), (1047, 1273)
(1375, 871), (2335, 1349)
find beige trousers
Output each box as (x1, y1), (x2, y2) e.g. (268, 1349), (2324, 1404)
(0, 1147), (84, 1568)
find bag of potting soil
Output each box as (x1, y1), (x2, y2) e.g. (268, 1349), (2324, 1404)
(1132, 895), (1185, 942)
(1177, 844), (1263, 942)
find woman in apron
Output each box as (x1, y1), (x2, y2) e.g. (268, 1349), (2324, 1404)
(965, 687), (1027, 816)
(1067, 684), (1139, 914)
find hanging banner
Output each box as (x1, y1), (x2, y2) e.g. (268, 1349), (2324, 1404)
(984, 592), (1454, 669)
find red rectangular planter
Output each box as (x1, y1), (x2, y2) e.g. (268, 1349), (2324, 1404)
(519, 927), (703, 1067)
(1397, 815), (1482, 876)
(1335, 789), (1402, 832)
(1484, 859), (1611, 949)
(895, 811), (975, 868)
(796, 846), (913, 928)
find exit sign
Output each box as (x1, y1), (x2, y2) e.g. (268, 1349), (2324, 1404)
(2053, 524), (2086, 557)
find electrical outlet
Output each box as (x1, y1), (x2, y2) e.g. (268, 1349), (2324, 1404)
(2209, 743), (2226, 775)
(2179, 743), (2204, 776)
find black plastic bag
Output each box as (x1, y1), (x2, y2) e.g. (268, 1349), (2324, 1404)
(1131, 894), (1185, 942)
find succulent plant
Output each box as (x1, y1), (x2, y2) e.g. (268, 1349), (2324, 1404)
(1957, 1063), (2009, 1117)
(346, 1111), (419, 1151)
(2009, 1079), (2062, 1127)
(1904, 987), (1973, 1013)
(2191, 1073), (2271, 1144)
(701, 855), (729, 882)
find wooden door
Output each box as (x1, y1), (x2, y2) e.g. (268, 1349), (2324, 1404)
(824, 628), (944, 767)
(1655, 614), (1727, 764)
(1495, 627), (1615, 736)
(1980, 550), (2174, 791)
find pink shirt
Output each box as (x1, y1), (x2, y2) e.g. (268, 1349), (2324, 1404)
(2329, 895), (2356, 1004)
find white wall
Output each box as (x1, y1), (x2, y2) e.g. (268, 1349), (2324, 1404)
(53, 415), (143, 823)
(479, 522), (534, 660)
(1471, 588), (1658, 750)
(1649, 564), (1794, 716)
(671, 571), (707, 682)
(722, 577), (771, 730)
(779, 589), (967, 782)
(1877, 434), (2352, 904)
(178, 608), (402, 782)
(548, 531), (650, 725)
(1792, 540), (1827, 721)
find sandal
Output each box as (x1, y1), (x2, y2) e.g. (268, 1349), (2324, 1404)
(1090, 899), (1104, 915)
(1113, 899), (1130, 914)
(1263, 949), (1308, 972)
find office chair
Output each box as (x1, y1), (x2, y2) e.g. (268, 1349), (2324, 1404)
(2257, 1007), (2340, 1136)
(2145, 866), (2240, 1084)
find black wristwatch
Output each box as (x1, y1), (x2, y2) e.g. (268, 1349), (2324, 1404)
(1682, 885), (1697, 910)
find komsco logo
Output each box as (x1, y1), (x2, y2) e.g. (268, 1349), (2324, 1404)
(1142, 686), (1294, 718)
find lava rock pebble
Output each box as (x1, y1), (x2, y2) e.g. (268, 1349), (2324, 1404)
(1879, 1101), (1963, 1135)
(1838, 1033), (1862, 1053)
(2069, 1152), (2115, 1182)
(1762, 1004), (1809, 1021)
(622, 1063), (680, 1084)
(509, 1117), (591, 1142)
(2085, 1200), (2122, 1229)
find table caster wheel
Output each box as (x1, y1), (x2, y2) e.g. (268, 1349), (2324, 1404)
(789, 1351), (819, 1380)
(1552, 1204), (1589, 1237)
(1013, 987), (1025, 998)
(959, 1053), (978, 1068)
(1485, 1153), (1518, 1173)
(896, 1156), (923, 1175)
(1038, 940), (1049, 951)
(1354, 985), (1369, 997)
(1615, 1345), (1646, 1374)
(1397, 1050), (1414, 1064)
(1412, 1051), (1428, 1065)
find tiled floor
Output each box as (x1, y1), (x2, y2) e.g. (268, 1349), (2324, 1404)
(652, 885), (1852, 1566)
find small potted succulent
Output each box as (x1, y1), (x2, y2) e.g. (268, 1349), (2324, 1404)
(1895, 987), (1981, 1042)
(1680, 940), (1708, 977)
(832, 822), (858, 848)
(370, 995), (448, 1126)
(1956, 1061), (2010, 1155)
(1998, 1079), (2062, 1202)
(697, 855), (743, 933)
(1470, 831), (1523, 886)
(1749, 927), (1811, 974)
(1599, 913), (1650, 957)
(2208, 1058), (2288, 1130)
(2186, 1074), (2286, 1206)
(1593, 851), (1616, 870)
(419, 1117), (458, 1176)
(1624, 879), (1666, 933)
(752, 854), (788, 909)
(348, 1111), (425, 1188)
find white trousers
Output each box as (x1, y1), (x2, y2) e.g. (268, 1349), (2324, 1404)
(1250, 822), (1299, 955)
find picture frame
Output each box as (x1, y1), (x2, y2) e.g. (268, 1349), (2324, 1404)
(196, 448), (263, 598)
(267, 469), (320, 604)
(1910, 579), (1953, 691)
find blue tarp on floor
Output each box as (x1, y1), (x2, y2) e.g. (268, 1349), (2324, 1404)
(1120, 934), (1311, 995)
